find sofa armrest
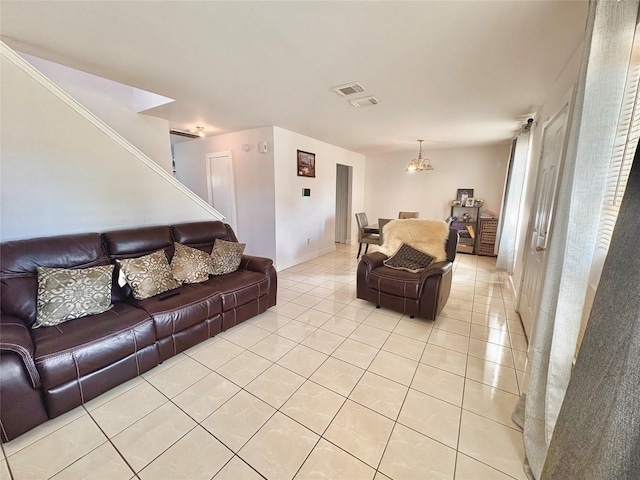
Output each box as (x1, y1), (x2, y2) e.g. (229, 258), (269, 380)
(359, 252), (387, 270)
(0, 314), (41, 389)
(419, 260), (453, 280)
(240, 255), (273, 275)
(239, 255), (277, 309)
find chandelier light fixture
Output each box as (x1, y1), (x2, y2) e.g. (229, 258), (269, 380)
(405, 139), (433, 172)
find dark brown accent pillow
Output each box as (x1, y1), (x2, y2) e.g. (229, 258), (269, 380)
(384, 243), (435, 273)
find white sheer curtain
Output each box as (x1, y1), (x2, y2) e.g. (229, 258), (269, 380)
(542, 139), (640, 479)
(496, 129), (531, 273)
(518, 1), (639, 478)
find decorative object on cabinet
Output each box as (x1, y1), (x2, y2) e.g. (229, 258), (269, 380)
(465, 197), (476, 207)
(477, 217), (499, 256)
(450, 204), (480, 254)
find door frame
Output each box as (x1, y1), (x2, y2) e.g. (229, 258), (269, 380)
(205, 151), (238, 232)
(335, 164), (353, 244)
(517, 90), (574, 338)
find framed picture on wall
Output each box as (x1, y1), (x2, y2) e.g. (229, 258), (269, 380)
(297, 150), (316, 178)
(457, 188), (474, 202)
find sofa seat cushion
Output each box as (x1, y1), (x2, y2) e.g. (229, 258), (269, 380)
(367, 266), (423, 300)
(32, 302), (155, 392)
(203, 270), (269, 310)
(127, 284), (222, 340)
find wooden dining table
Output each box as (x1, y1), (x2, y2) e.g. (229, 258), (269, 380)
(363, 224), (379, 234)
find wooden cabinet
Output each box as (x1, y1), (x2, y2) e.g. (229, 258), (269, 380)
(477, 217), (499, 256)
(450, 206), (479, 254)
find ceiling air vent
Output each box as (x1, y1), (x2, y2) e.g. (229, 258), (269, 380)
(170, 129), (200, 138)
(349, 96), (380, 108)
(331, 82), (365, 97)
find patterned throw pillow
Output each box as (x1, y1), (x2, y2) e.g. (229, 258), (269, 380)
(116, 250), (180, 300)
(33, 264), (115, 329)
(170, 242), (211, 284)
(210, 239), (245, 276)
(383, 243), (435, 273)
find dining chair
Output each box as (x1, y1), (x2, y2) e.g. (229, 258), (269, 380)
(398, 211), (419, 219)
(378, 218), (393, 245)
(355, 213), (380, 258)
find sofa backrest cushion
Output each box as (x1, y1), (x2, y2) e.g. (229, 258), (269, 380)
(171, 221), (238, 253)
(0, 233), (109, 327)
(102, 226), (174, 260)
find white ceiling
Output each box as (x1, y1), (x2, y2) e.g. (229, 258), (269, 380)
(1, 1), (588, 155)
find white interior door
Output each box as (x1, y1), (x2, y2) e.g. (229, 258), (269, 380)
(519, 105), (569, 338)
(206, 151), (237, 232)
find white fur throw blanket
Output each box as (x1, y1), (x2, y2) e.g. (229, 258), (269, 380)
(378, 219), (449, 262)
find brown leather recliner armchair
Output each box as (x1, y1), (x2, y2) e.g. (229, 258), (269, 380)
(356, 228), (459, 320)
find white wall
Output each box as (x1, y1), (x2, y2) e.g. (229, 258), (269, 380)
(273, 127), (366, 270)
(365, 145), (511, 223)
(172, 127), (276, 260)
(173, 126), (366, 269)
(19, 53), (174, 174)
(1, 45), (220, 241)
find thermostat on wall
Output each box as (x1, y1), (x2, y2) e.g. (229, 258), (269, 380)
(303, 188), (311, 197)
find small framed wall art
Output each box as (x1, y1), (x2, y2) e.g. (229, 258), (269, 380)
(456, 188), (474, 203)
(297, 150), (316, 178)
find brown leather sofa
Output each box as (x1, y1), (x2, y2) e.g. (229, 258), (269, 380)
(356, 228), (459, 320)
(0, 221), (277, 442)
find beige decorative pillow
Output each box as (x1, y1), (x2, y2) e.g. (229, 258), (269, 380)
(170, 242), (211, 284)
(210, 239), (245, 275)
(33, 265), (115, 329)
(116, 250), (180, 300)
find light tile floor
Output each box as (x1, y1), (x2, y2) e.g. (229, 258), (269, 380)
(0, 244), (530, 480)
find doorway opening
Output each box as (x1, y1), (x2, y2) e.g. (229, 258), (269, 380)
(335, 164), (353, 244)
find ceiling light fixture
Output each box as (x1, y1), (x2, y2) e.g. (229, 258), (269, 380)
(194, 126), (205, 137)
(405, 139), (433, 172)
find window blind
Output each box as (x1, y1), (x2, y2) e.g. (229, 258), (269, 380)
(575, 54), (640, 356)
(597, 62), (640, 252)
